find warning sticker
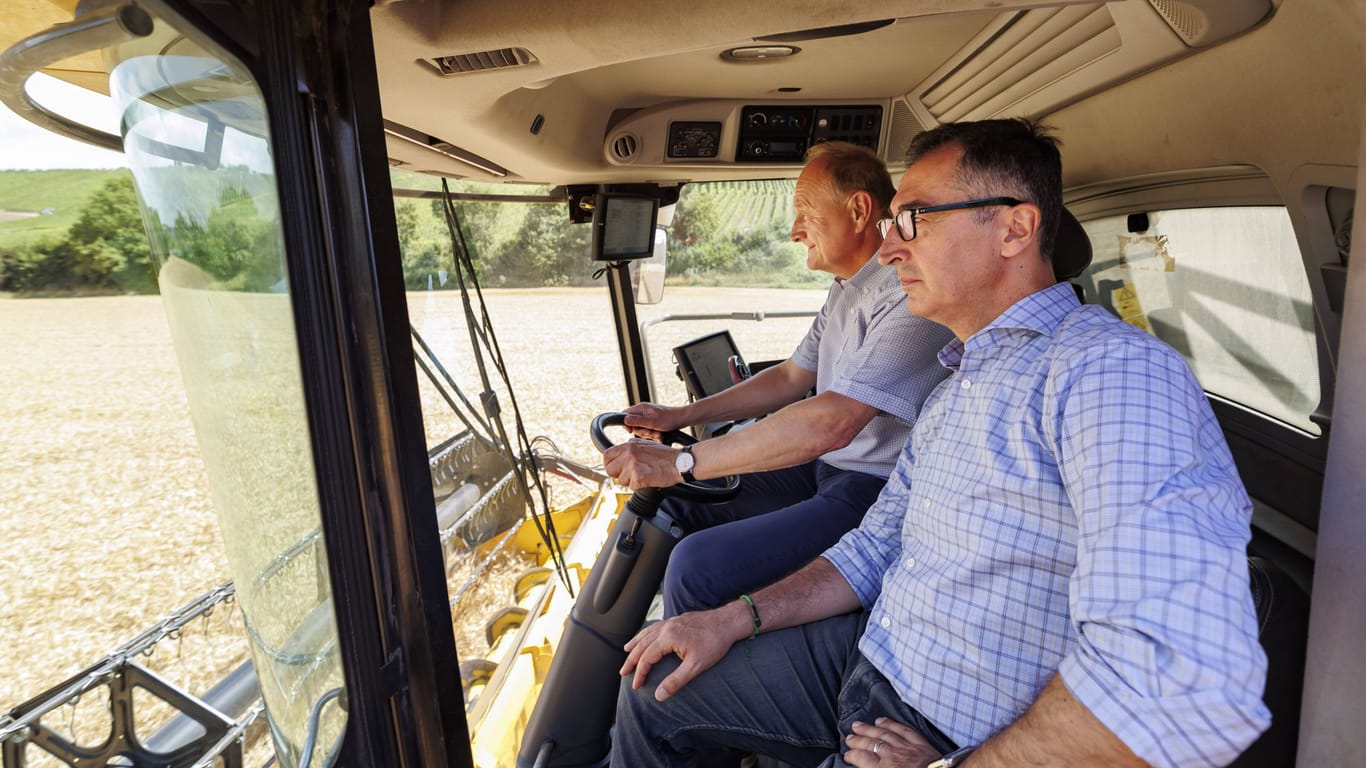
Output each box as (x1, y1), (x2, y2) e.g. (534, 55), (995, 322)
(1111, 282), (1153, 334)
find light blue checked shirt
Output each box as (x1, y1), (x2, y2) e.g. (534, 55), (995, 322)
(790, 254), (954, 477)
(824, 281), (1270, 767)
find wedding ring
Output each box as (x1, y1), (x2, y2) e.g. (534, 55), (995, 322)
(872, 738), (883, 755)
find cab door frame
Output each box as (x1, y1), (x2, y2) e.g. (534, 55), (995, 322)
(157, 0), (472, 764)
(1299, 91), (1366, 764)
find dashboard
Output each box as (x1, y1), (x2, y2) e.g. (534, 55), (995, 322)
(663, 105), (882, 162)
(606, 100), (894, 169)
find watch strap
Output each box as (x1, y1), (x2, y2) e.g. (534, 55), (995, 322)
(927, 745), (975, 768)
(677, 444), (696, 483)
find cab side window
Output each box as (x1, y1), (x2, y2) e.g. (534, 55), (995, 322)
(1079, 208), (1320, 435)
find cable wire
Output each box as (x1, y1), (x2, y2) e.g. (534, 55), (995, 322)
(438, 181), (574, 595)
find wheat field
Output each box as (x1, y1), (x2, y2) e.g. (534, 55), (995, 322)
(0, 286), (821, 754)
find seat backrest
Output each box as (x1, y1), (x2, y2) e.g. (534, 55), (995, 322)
(1053, 207), (1093, 282)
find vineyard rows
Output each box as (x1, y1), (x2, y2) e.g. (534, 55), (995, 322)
(683, 179), (795, 238)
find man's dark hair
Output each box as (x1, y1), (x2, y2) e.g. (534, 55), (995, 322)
(904, 118), (1063, 259)
(805, 141), (896, 215)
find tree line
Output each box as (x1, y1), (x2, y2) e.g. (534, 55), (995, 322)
(0, 174), (815, 296)
(0, 175), (157, 294)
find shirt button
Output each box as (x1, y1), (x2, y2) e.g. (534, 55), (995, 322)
(960, 378), (972, 389)
(880, 616), (892, 629)
(923, 499), (931, 509)
(904, 558), (916, 570)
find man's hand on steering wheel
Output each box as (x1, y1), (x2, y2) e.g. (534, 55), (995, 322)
(604, 439), (691, 490)
(619, 401), (684, 442)
(593, 412), (740, 500)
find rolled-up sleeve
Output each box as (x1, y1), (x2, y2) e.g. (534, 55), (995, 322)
(1051, 335), (1270, 767)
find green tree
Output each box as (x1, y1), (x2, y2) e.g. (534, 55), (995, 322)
(661, 180), (805, 283)
(493, 204), (593, 286)
(446, 198), (527, 283)
(393, 200), (448, 288)
(166, 195), (281, 292)
(668, 192), (730, 275)
(66, 175), (157, 293)
(0, 245), (16, 291)
(6, 238), (119, 293)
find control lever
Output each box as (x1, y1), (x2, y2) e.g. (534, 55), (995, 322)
(727, 354), (751, 385)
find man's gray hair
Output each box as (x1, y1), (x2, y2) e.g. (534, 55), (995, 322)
(805, 141), (895, 215)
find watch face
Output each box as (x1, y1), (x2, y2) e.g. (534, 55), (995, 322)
(676, 448), (695, 472)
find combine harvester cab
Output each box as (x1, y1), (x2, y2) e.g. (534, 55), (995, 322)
(2, 0), (1364, 767)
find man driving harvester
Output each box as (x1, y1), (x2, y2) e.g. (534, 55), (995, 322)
(604, 141), (953, 617)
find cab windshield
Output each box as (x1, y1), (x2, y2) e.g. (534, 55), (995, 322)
(0, 15), (824, 763)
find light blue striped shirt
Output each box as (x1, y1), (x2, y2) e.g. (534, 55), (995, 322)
(790, 255), (954, 477)
(824, 281), (1270, 767)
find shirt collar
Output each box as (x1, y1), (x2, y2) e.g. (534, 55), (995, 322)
(838, 252), (884, 291)
(936, 282), (1081, 371)
(985, 281), (1082, 337)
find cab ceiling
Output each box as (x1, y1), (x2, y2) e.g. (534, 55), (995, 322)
(369, 0), (1360, 197)
(370, 0), (1031, 183)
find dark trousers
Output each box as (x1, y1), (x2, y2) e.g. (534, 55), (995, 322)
(610, 612), (957, 767)
(660, 461), (887, 616)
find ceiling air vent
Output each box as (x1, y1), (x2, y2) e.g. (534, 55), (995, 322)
(610, 133), (641, 162)
(428, 47), (537, 75)
(886, 99), (927, 163)
(916, 4), (1120, 123)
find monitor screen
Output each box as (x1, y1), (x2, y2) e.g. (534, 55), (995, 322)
(592, 194), (658, 261)
(673, 331), (743, 400)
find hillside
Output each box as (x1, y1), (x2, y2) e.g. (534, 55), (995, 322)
(0, 168), (129, 248)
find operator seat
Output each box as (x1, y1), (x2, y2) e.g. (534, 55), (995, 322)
(1232, 556), (1309, 766)
(1053, 206), (1092, 282)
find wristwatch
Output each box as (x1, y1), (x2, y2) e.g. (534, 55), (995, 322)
(927, 745), (975, 767)
(674, 445), (696, 483)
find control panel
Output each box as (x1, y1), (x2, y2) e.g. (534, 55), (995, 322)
(667, 121), (722, 159)
(736, 105), (882, 162)
(610, 102), (888, 166)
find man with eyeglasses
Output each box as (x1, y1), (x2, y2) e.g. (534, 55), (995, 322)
(611, 119), (1268, 768)
(604, 142), (953, 617)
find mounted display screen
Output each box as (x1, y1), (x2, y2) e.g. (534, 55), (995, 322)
(673, 330), (744, 401)
(592, 193), (659, 261)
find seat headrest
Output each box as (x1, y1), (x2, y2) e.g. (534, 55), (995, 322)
(1053, 206), (1092, 281)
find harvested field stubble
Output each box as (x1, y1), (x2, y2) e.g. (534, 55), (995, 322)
(1, 286), (821, 744)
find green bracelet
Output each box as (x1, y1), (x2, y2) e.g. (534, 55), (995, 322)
(739, 593), (761, 639)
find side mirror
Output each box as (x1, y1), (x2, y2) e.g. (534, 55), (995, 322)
(631, 228), (667, 304)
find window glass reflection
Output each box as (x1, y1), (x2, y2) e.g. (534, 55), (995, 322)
(110, 18), (345, 767)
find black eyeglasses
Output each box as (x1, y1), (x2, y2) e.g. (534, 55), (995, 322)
(876, 197), (1023, 241)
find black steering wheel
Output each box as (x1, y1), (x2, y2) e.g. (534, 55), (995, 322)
(592, 412), (741, 502)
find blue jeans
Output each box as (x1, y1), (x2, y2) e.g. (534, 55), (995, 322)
(661, 462), (886, 616)
(611, 612), (956, 767)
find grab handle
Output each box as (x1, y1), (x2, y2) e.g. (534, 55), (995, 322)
(0, 2), (153, 151)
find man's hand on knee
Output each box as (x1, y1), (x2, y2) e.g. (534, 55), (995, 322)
(620, 602), (752, 701)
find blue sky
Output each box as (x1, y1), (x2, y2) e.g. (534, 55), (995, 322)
(0, 74), (125, 171)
